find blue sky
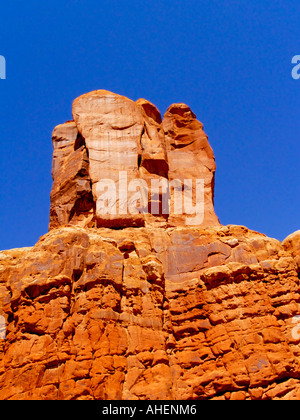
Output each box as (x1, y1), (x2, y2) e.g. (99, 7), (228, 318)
(0, 0), (299, 250)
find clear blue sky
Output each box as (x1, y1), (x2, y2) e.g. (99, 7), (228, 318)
(0, 0), (299, 250)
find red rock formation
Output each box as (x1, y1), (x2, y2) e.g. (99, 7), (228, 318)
(283, 231), (300, 269)
(50, 90), (220, 229)
(49, 121), (95, 229)
(163, 103), (218, 227)
(0, 225), (300, 400)
(0, 90), (299, 400)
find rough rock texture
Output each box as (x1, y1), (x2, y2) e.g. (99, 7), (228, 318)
(0, 225), (300, 400)
(50, 90), (219, 229)
(283, 231), (300, 270)
(1, 90), (299, 400)
(49, 122), (95, 229)
(163, 103), (217, 227)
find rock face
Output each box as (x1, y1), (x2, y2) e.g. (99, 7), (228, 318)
(49, 121), (95, 228)
(50, 90), (219, 230)
(0, 90), (299, 400)
(0, 225), (300, 400)
(283, 231), (300, 270)
(163, 103), (217, 227)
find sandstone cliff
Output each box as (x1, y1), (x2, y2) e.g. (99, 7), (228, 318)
(0, 91), (299, 400)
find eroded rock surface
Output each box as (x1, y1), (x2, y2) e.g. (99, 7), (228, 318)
(0, 225), (299, 400)
(50, 90), (219, 229)
(1, 89), (299, 400)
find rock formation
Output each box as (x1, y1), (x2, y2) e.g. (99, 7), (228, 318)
(0, 90), (299, 400)
(50, 90), (219, 230)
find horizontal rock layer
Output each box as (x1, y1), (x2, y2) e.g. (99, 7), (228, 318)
(0, 226), (299, 400)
